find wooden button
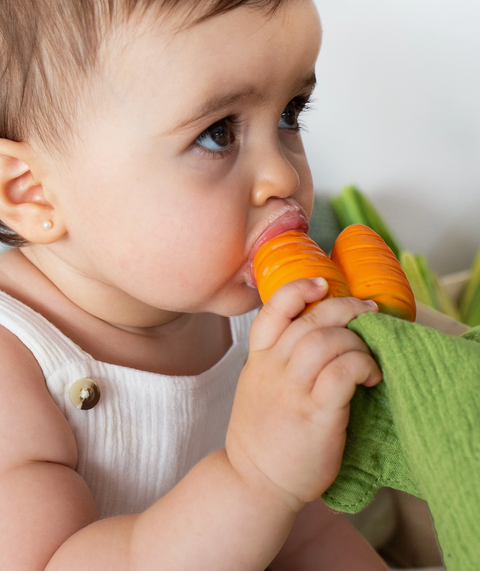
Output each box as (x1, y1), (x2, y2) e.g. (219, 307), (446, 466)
(69, 378), (101, 410)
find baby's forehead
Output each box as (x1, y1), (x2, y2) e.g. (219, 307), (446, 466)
(100, 3), (289, 91)
(98, 3), (318, 126)
(83, 1), (292, 105)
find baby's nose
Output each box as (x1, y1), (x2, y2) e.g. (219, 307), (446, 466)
(250, 147), (300, 206)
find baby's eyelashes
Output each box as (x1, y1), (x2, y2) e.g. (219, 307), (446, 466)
(195, 118), (236, 151)
(193, 92), (314, 158)
(194, 116), (243, 158)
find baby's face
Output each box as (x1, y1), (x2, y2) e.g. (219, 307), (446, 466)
(50, 0), (322, 319)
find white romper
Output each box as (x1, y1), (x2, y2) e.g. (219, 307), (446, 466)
(0, 290), (255, 518)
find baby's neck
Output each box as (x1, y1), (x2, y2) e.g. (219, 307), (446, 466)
(0, 248), (233, 376)
(20, 245), (184, 329)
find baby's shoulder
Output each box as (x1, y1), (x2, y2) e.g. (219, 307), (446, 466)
(0, 322), (77, 473)
(0, 322), (95, 567)
(0, 250), (77, 467)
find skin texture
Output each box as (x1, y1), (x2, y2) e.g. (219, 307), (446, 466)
(0, 1), (387, 569)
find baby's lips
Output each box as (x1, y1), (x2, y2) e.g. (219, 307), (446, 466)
(248, 213), (309, 288)
(251, 215), (309, 260)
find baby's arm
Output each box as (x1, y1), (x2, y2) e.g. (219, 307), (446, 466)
(0, 279), (381, 571)
(0, 326), (100, 571)
(270, 498), (388, 570)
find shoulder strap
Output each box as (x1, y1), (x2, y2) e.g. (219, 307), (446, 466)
(0, 290), (93, 378)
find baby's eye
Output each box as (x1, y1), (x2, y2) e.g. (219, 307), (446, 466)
(278, 94), (313, 131)
(195, 118), (235, 152)
(278, 101), (300, 130)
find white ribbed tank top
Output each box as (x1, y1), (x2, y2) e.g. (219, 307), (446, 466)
(0, 290), (255, 519)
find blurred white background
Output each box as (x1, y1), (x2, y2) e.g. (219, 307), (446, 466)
(303, 0), (480, 275)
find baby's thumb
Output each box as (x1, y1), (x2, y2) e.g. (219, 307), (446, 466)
(250, 277), (328, 352)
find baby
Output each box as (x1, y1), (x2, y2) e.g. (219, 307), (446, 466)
(0, 1), (387, 569)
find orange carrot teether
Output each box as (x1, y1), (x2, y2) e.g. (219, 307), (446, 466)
(253, 230), (351, 311)
(253, 224), (416, 321)
(330, 224), (416, 322)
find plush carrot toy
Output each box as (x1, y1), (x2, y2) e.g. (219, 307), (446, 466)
(253, 224), (416, 321)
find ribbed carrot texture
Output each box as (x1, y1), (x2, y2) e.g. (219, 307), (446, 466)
(253, 224), (416, 321)
(253, 230), (351, 314)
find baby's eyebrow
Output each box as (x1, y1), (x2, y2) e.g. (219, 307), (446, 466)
(166, 88), (267, 135)
(167, 72), (317, 135)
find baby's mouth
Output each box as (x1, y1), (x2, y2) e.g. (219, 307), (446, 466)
(246, 210), (309, 289)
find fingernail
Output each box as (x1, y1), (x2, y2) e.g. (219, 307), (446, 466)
(364, 300), (378, 309)
(311, 277), (327, 288)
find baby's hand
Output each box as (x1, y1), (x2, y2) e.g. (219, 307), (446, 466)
(226, 278), (382, 512)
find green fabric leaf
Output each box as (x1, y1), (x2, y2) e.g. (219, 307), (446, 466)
(322, 313), (480, 570)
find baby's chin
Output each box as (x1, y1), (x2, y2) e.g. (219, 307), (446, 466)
(209, 286), (263, 317)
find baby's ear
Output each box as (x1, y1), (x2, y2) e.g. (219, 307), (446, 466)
(0, 139), (66, 244)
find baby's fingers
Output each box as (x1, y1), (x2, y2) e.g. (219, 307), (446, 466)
(250, 278), (328, 352)
(312, 350), (382, 412)
(277, 296), (378, 359)
(300, 296), (378, 330)
(286, 327), (370, 387)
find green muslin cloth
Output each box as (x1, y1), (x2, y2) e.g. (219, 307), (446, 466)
(322, 312), (480, 570)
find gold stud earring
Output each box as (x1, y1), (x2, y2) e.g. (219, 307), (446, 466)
(42, 221), (53, 230)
